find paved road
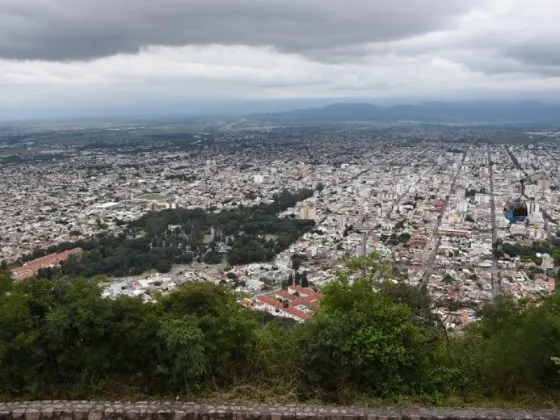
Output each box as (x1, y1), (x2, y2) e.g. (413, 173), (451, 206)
(419, 152), (466, 285)
(503, 145), (529, 178)
(487, 146), (501, 300)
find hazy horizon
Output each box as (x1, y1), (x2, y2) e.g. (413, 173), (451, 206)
(3, 97), (560, 124)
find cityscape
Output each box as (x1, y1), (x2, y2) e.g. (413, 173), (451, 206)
(3, 0), (560, 409)
(2, 123), (559, 329)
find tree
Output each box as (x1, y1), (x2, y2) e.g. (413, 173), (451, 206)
(397, 232), (411, 243)
(295, 271), (302, 286)
(0, 270), (12, 294)
(554, 249), (560, 267)
(291, 253), (307, 272)
(37, 267), (55, 280)
(301, 271), (309, 288)
(299, 254), (452, 398)
(443, 274), (455, 284)
(204, 251), (223, 265)
(158, 283), (257, 387)
(460, 293), (560, 398)
(0, 260), (7, 270)
(394, 220), (405, 230)
(156, 259), (173, 273)
(5, 249), (560, 403)
(159, 316), (207, 392)
(287, 273), (294, 286)
(553, 357), (560, 374)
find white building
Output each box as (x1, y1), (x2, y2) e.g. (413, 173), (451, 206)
(538, 175), (551, 191)
(299, 202), (317, 221)
(456, 201), (468, 213)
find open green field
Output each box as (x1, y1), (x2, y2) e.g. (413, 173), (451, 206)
(136, 193), (167, 201)
(0, 147), (38, 156)
(485, 132), (535, 144)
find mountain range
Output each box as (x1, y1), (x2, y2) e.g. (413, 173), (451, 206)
(248, 101), (560, 125)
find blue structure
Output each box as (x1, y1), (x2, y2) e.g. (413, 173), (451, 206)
(504, 202), (527, 223)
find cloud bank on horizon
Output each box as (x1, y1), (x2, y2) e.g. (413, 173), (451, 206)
(1, 0), (560, 114)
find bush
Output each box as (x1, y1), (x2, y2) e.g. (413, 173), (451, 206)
(2, 254), (560, 404)
(459, 294), (560, 398)
(299, 266), (454, 400)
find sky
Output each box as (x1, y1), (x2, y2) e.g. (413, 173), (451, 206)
(2, 0), (560, 118)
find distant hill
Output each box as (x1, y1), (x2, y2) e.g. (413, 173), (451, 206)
(248, 101), (560, 125)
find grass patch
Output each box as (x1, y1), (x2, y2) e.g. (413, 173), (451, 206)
(0, 147), (37, 156)
(137, 193), (167, 201)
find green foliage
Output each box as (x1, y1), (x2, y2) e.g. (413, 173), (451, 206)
(299, 263), (454, 401)
(156, 259), (173, 273)
(500, 241), (553, 264)
(0, 270), (12, 294)
(301, 271), (309, 288)
(158, 316), (206, 392)
(554, 249), (560, 267)
(553, 357), (560, 374)
(3, 254), (560, 405)
(0, 280), (258, 399)
(295, 271), (302, 286)
(291, 253), (307, 272)
(459, 294), (560, 398)
(22, 189), (315, 278)
(397, 232), (411, 243)
(244, 190), (258, 200)
(443, 274), (455, 284)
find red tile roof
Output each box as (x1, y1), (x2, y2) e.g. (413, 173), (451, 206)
(245, 286), (323, 321)
(11, 248), (83, 281)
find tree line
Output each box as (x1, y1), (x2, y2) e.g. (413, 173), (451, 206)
(16, 189), (316, 278)
(1, 254), (560, 405)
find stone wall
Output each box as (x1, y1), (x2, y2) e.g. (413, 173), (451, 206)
(1, 402), (560, 420)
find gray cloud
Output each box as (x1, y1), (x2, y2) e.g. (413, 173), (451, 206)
(502, 42), (560, 67)
(0, 0), (474, 61)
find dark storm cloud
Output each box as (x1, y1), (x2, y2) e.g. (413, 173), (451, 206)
(456, 39), (560, 77)
(503, 42), (560, 67)
(0, 0), (473, 61)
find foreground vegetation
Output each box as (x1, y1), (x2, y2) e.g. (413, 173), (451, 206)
(1, 254), (559, 407)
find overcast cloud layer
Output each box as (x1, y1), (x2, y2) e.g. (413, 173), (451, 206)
(1, 0), (560, 117)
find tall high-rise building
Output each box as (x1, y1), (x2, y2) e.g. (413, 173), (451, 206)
(337, 216), (346, 232)
(299, 202), (317, 221)
(456, 201), (468, 213)
(527, 201), (540, 214)
(538, 175), (551, 191)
